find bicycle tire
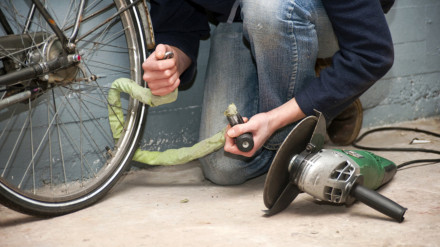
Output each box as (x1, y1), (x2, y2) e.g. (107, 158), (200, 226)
(0, 0), (152, 216)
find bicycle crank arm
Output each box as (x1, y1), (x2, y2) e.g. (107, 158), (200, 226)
(0, 54), (80, 86)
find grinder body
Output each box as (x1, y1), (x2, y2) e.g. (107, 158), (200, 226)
(339, 149), (397, 190)
(290, 149), (396, 205)
(289, 148), (406, 222)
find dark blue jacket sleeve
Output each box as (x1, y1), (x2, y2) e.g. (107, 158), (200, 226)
(295, 0), (394, 121)
(150, 0), (210, 84)
(150, 0), (238, 85)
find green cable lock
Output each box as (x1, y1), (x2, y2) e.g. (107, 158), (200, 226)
(108, 78), (230, 165)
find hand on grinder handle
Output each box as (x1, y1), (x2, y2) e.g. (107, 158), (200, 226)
(225, 111), (278, 157)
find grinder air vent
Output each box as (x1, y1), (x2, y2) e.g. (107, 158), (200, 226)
(324, 161), (356, 203)
(330, 161), (356, 181)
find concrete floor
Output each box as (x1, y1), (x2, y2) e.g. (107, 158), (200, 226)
(1, 117), (439, 247)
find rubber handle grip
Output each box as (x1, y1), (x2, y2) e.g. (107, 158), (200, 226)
(226, 113), (254, 152)
(351, 184), (407, 223)
(236, 133), (254, 152)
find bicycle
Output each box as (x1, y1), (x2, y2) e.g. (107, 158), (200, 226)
(0, 0), (154, 216)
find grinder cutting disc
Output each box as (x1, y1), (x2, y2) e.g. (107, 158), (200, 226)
(263, 112), (326, 215)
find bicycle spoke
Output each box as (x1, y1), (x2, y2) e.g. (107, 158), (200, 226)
(79, 87), (84, 185)
(28, 98), (36, 193)
(79, 60), (129, 133)
(0, 107), (16, 143)
(63, 3), (115, 32)
(22, 3), (35, 34)
(2, 108), (31, 178)
(75, 0), (141, 43)
(79, 24), (128, 55)
(87, 59), (132, 73)
(57, 86), (108, 166)
(81, 39), (133, 53)
(17, 94), (67, 190)
(51, 89), (68, 194)
(47, 92), (53, 192)
(66, 85), (129, 134)
(64, 86), (115, 144)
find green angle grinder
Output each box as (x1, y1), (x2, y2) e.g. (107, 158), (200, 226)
(263, 111), (407, 222)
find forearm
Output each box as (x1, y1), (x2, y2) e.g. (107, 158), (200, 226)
(265, 98), (306, 133)
(150, 0), (209, 84)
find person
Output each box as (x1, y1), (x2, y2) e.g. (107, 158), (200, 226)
(142, 0), (395, 185)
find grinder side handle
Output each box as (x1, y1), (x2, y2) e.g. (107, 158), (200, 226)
(351, 184), (407, 223)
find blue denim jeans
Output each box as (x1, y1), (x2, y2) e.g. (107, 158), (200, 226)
(199, 0), (338, 185)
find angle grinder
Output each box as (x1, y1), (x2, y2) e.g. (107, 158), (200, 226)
(263, 111), (407, 222)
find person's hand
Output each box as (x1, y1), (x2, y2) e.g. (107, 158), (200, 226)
(224, 113), (274, 157)
(142, 44), (190, 96)
(224, 98), (307, 157)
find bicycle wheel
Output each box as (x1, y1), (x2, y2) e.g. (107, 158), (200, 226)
(0, 0), (153, 216)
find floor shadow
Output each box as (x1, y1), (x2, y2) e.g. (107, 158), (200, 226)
(0, 210), (46, 228)
(102, 166), (268, 203)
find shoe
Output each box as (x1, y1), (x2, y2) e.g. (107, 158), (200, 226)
(327, 99), (363, 146)
(315, 57), (333, 77)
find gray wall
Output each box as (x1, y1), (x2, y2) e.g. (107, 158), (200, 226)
(140, 39), (210, 151)
(141, 0), (440, 151)
(361, 0), (440, 126)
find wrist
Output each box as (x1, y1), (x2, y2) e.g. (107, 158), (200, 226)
(266, 98), (306, 132)
(170, 46), (191, 76)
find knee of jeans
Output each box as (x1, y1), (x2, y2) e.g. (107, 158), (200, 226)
(240, 1), (280, 34)
(241, 1), (316, 45)
(200, 157), (247, 186)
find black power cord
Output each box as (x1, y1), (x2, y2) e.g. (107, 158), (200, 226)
(352, 127), (440, 169)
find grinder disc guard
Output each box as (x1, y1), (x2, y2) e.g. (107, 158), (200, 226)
(263, 112), (327, 215)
